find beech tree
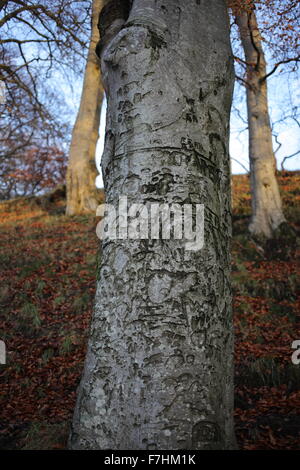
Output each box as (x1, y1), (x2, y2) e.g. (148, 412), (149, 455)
(231, 0), (299, 238)
(235, 6), (285, 238)
(70, 0), (236, 450)
(66, 0), (104, 215)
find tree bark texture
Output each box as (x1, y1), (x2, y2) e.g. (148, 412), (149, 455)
(236, 9), (286, 238)
(70, 0), (235, 450)
(66, 0), (104, 215)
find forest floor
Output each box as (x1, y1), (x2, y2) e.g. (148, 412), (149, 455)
(0, 172), (299, 450)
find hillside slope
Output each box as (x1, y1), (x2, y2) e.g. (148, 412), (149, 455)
(0, 172), (299, 450)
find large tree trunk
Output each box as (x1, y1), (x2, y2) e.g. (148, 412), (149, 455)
(66, 0), (104, 215)
(236, 9), (286, 238)
(69, 0), (235, 450)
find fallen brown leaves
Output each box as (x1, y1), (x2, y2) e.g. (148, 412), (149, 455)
(0, 173), (299, 449)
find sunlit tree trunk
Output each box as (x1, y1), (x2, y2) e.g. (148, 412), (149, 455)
(69, 0), (236, 450)
(236, 9), (286, 238)
(66, 0), (104, 215)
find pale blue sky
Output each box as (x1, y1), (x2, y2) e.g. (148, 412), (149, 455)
(230, 69), (300, 175)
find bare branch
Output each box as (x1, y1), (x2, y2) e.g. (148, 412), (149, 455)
(281, 150), (300, 171)
(231, 157), (250, 174)
(261, 56), (300, 82)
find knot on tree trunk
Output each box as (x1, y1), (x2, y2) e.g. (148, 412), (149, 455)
(96, 0), (132, 58)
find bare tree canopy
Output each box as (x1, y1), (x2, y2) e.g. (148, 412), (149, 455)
(0, 0), (93, 199)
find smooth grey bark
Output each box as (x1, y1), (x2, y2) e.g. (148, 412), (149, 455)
(70, 0), (235, 450)
(236, 9), (286, 238)
(66, 0), (104, 215)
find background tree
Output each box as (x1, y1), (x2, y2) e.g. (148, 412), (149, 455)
(70, 0), (236, 450)
(230, 0), (299, 238)
(66, 0), (104, 215)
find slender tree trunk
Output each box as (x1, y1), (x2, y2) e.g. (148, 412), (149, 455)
(66, 0), (104, 215)
(69, 0), (235, 450)
(236, 9), (286, 238)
